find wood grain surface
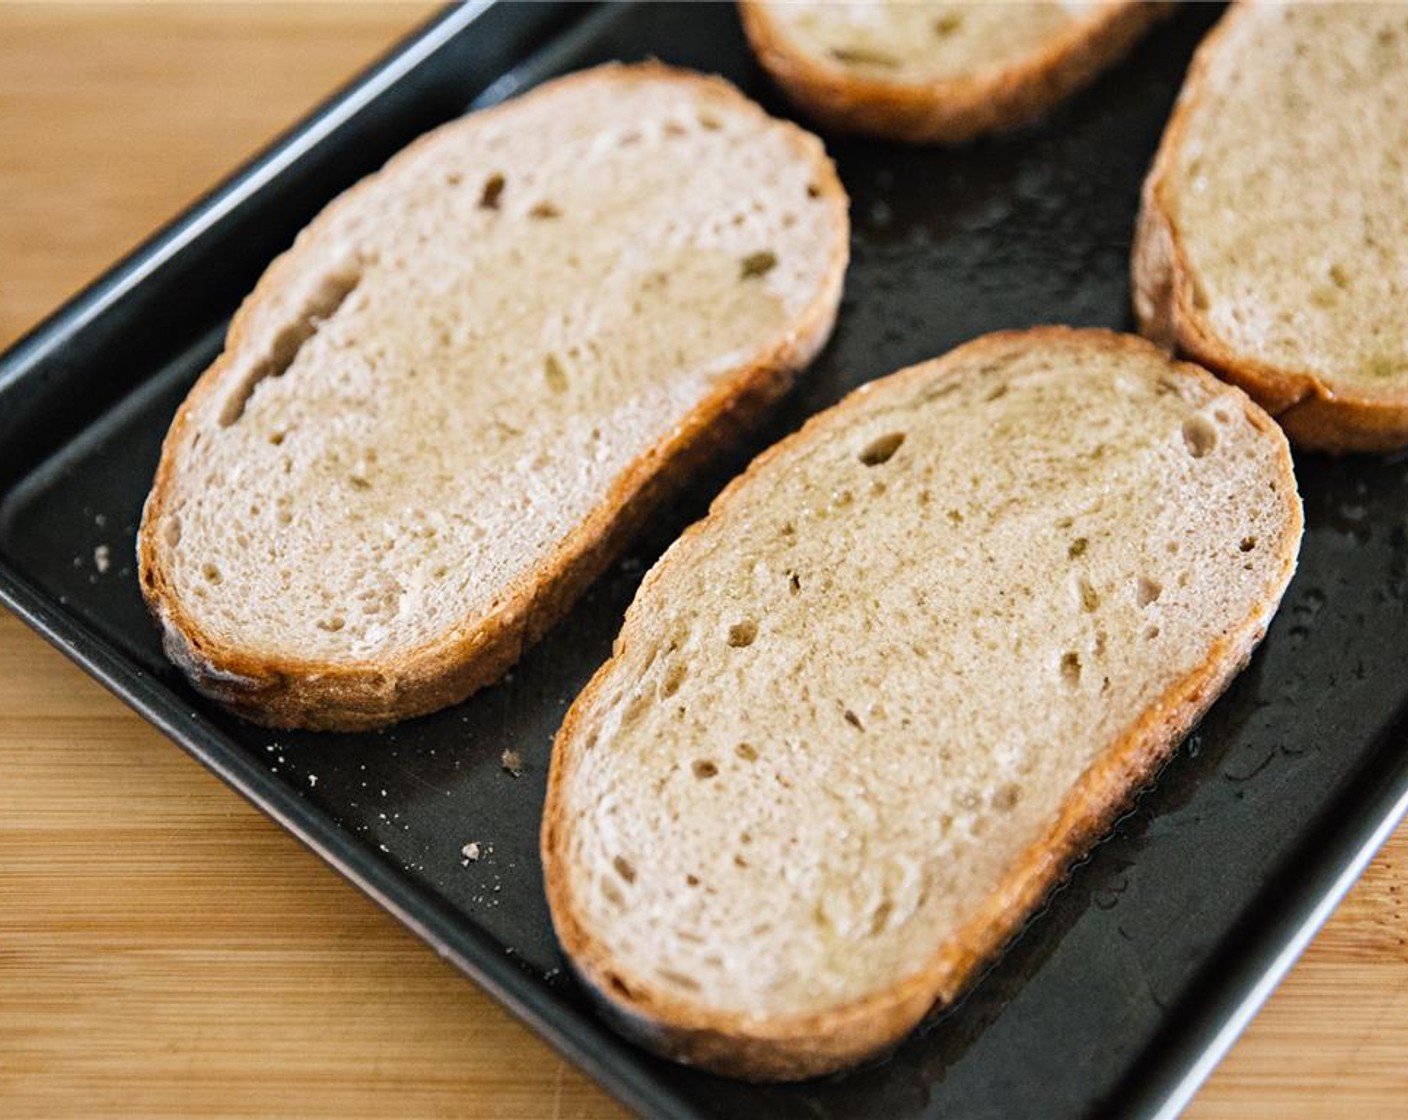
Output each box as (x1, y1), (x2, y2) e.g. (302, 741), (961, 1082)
(2, 5), (1406, 1118)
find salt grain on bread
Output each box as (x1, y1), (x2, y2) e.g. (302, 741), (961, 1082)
(543, 328), (1302, 1080)
(1135, 1), (1408, 452)
(138, 63), (849, 730)
(738, 0), (1168, 144)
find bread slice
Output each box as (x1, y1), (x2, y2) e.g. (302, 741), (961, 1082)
(137, 63), (848, 731)
(1135, 2), (1408, 453)
(738, 1), (1168, 144)
(543, 327), (1302, 1080)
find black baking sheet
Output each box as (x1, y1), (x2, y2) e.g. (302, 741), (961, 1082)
(5, 5), (1408, 1118)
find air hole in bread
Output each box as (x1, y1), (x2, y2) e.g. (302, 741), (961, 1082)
(734, 854), (749, 869)
(268, 431), (286, 446)
(1060, 651), (1082, 686)
(479, 172), (505, 209)
(163, 516), (182, 548)
(735, 743), (758, 762)
(739, 830), (753, 845)
(601, 880), (625, 909)
(984, 382), (1008, 402)
(843, 708), (864, 731)
(1146, 625), (1161, 641)
(529, 201), (560, 220)
(786, 570), (802, 594)
(993, 783), (1021, 811)
(1068, 537), (1088, 559)
(933, 13), (963, 36)
(727, 619), (758, 648)
(740, 251), (777, 280)
(201, 562), (222, 585)
(698, 111), (722, 131)
(1079, 578), (1100, 612)
(868, 898), (894, 936)
(685, 874), (700, 887)
(612, 855), (637, 884)
(219, 265), (362, 427)
(1182, 416), (1218, 458)
(316, 615), (345, 633)
(1136, 577), (1162, 606)
(1240, 536), (1258, 552)
(806, 182), (821, 199)
(858, 432), (905, 466)
(692, 759), (719, 780)
(661, 662), (687, 698)
(829, 46), (900, 68)
(544, 353), (569, 393)
(657, 969), (701, 991)
(621, 689), (652, 727)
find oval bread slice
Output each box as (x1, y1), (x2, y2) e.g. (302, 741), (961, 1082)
(138, 63), (849, 731)
(543, 328), (1302, 1080)
(738, 0), (1168, 144)
(1135, 2), (1408, 452)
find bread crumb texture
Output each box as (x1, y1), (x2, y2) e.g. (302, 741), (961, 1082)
(551, 330), (1300, 1028)
(1166, 3), (1408, 394)
(759, 0), (1084, 82)
(145, 66), (844, 670)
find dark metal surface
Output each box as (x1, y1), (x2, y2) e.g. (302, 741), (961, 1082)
(4, 4), (1408, 1118)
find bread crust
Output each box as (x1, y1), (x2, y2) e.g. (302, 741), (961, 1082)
(738, 1), (1169, 145)
(1132, 4), (1408, 454)
(137, 63), (849, 731)
(542, 327), (1302, 1081)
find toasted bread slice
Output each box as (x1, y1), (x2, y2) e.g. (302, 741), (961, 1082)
(543, 328), (1302, 1080)
(738, 1), (1167, 144)
(137, 63), (849, 731)
(1135, 2), (1408, 453)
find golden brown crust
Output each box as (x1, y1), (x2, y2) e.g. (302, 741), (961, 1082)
(738, 1), (1170, 145)
(542, 327), (1303, 1081)
(1132, 4), (1408, 455)
(137, 63), (850, 732)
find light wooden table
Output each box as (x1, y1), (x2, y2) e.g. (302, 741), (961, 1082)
(2, 5), (1406, 1117)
